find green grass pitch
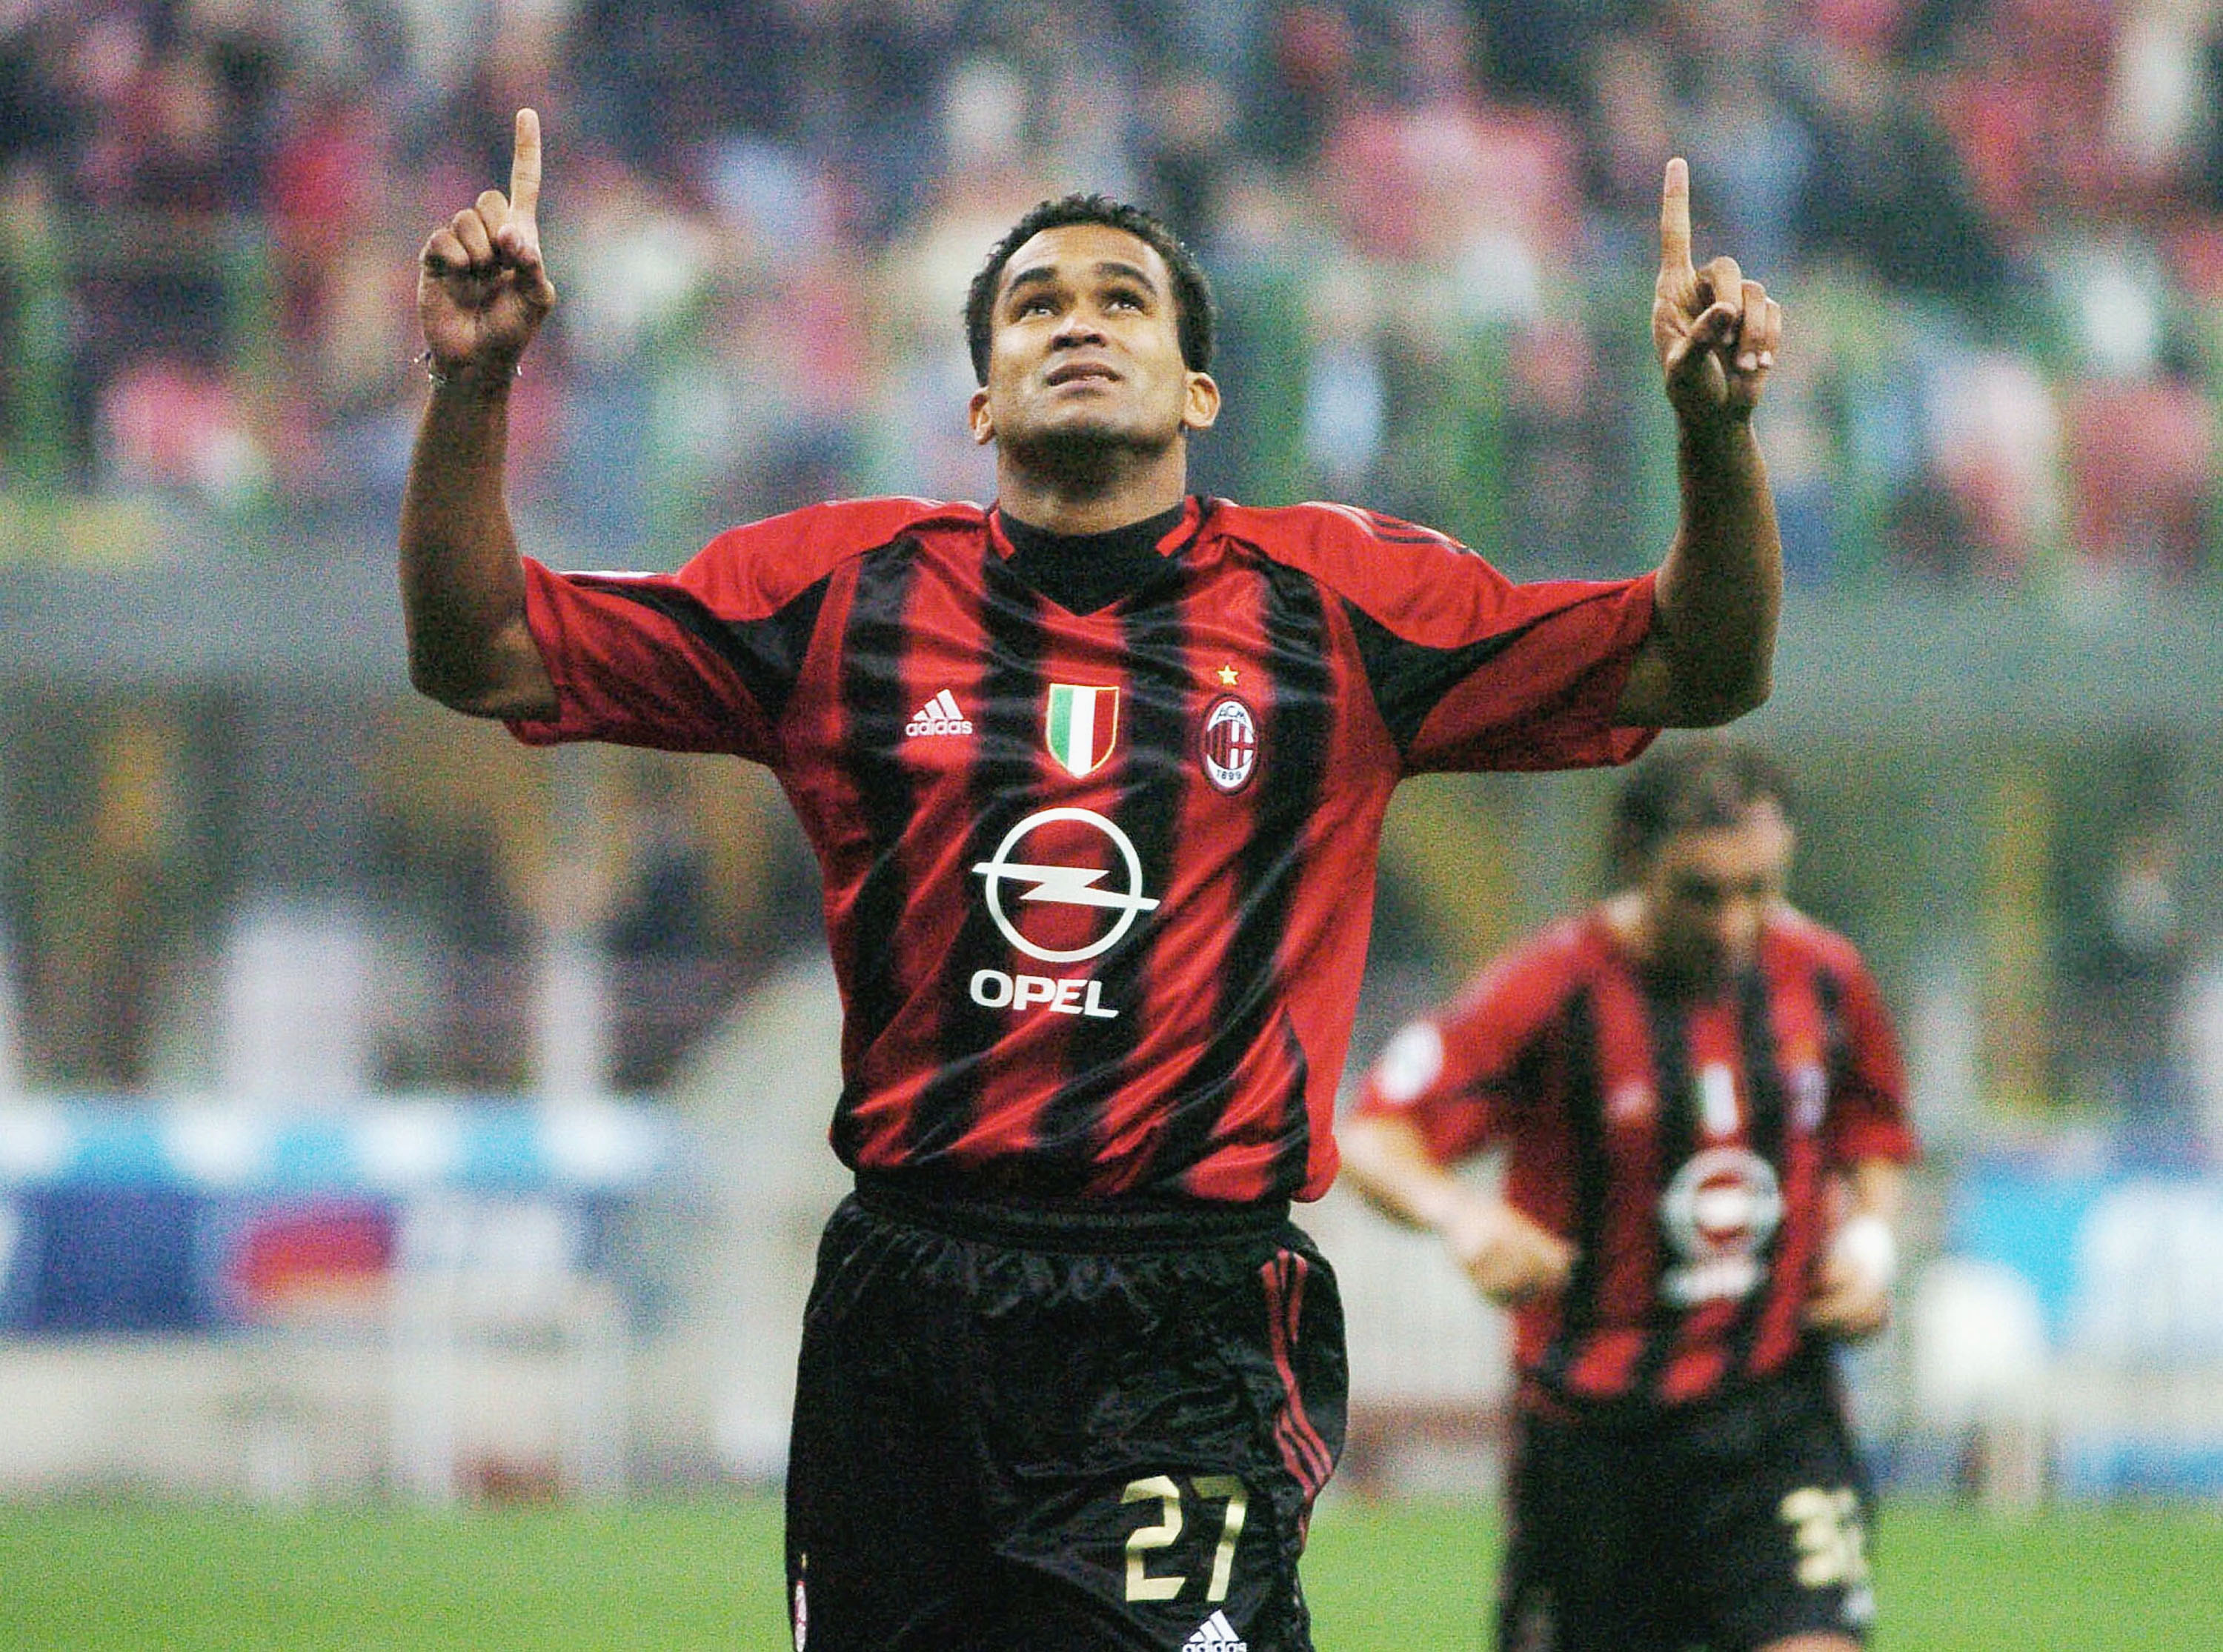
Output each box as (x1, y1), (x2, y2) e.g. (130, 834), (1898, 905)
(0, 1492), (2214, 1649)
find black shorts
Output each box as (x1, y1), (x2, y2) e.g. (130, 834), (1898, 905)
(785, 1181), (1348, 1652)
(1498, 1355), (1875, 1652)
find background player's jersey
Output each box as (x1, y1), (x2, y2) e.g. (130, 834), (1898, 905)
(1353, 907), (1916, 1408)
(513, 495), (1658, 1204)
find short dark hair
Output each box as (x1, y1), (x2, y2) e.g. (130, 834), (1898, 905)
(1609, 736), (1795, 882)
(963, 193), (1216, 385)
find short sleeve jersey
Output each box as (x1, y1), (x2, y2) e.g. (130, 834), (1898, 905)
(513, 495), (1659, 1205)
(1353, 907), (1916, 1407)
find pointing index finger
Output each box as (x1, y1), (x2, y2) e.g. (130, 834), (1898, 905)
(509, 107), (542, 224)
(1660, 156), (1691, 276)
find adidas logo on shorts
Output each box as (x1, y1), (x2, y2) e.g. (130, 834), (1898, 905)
(1179, 1610), (1247, 1651)
(904, 690), (974, 737)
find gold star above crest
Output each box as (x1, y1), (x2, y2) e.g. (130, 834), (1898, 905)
(1217, 664), (1240, 687)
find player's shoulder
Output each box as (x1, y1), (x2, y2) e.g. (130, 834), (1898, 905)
(1206, 499), (1475, 576)
(1446, 911), (1604, 1022)
(1522, 910), (1621, 987)
(704, 496), (985, 567)
(1203, 497), (1549, 652)
(1765, 905), (1874, 978)
(688, 496), (987, 610)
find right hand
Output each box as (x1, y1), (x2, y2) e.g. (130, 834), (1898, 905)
(416, 107), (557, 385)
(1442, 1198), (1576, 1308)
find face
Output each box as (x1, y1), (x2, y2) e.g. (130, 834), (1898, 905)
(1634, 802), (1794, 988)
(968, 222), (1219, 462)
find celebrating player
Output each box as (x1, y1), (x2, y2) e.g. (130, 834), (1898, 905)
(399, 108), (1786, 1651)
(1343, 736), (1916, 1652)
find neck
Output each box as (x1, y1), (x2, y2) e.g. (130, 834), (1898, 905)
(1604, 896), (1735, 998)
(994, 441), (1189, 536)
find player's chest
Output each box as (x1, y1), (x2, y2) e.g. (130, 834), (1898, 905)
(1581, 986), (1834, 1153)
(1575, 986), (1835, 1305)
(816, 564), (1342, 803)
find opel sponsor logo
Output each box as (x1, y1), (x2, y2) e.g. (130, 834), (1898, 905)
(970, 807), (1161, 964)
(1659, 1146), (1783, 1305)
(968, 970), (1118, 1018)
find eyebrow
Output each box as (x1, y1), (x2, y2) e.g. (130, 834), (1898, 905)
(1003, 259), (1162, 302)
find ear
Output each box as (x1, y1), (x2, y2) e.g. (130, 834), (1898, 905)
(968, 386), (994, 447)
(1181, 370), (1221, 433)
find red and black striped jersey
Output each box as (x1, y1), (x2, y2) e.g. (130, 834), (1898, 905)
(512, 494), (1658, 1205)
(1352, 907), (1915, 1409)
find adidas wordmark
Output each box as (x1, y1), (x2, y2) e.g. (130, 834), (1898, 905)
(905, 690), (974, 737)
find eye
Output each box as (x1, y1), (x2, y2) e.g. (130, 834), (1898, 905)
(1016, 294), (1057, 317)
(1106, 287), (1146, 310)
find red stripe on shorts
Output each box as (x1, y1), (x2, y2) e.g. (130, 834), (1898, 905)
(1260, 1250), (1333, 1495)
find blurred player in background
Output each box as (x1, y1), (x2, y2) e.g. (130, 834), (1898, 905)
(399, 107), (1785, 1651)
(1343, 735), (1916, 1652)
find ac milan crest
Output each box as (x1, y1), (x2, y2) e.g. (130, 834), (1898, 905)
(1199, 695), (1258, 792)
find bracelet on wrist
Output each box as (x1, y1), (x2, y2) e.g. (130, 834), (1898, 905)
(416, 350), (522, 390)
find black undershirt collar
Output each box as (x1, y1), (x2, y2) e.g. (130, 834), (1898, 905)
(995, 500), (1190, 614)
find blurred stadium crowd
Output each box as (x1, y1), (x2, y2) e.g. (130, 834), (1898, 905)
(3, 0), (2222, 587)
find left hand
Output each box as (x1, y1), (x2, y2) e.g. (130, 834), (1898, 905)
(1653, 158), (1782, 427)
(416, 108), (557, 385)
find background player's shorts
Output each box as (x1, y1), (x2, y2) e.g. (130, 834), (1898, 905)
(1497, 1353), (1875, 1652)
(785, 1181), (1347, 1652)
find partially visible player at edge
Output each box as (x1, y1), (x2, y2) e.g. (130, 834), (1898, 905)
(1343, 736), (1915, 1652)
(399, 107), (1785, 1652)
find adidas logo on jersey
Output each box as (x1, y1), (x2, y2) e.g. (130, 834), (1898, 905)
(905, 690), (974, 737)
(1179, 1611), (1247, 1651)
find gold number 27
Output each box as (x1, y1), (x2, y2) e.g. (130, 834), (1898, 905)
(1123, 1474), (1249, 1602)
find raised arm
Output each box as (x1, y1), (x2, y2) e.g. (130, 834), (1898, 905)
(1616, 158), (1784, 729)
(398, 108), (560, 720)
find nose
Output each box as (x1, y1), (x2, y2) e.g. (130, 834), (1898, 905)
(1053, 307), (1107, 347)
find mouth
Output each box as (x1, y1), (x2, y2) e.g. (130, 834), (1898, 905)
(1046, 361), (1120, 387)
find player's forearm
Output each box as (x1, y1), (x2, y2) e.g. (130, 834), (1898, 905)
(1643, 418), (1782, 725)
(398, 381), (556, 719)
(1839, 1157), (1906, 1225)
(1821, 1158), (1907, 1311)
(1338, 1116), (1468, 1233)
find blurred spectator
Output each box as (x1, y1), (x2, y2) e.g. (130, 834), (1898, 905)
(1899, 342), (2062, 582)
(96, 349), (270, 510)
(369, 816), (533, 1092)
(263, 85), (411, 500)
(1300, 2), (1604, 551)
(1793, 0), (2023, 307)
(547, 143), (720, 550)
(2065, 816), (2202, 1165)
(2061, 365), (2216, 584)
(1582, 24), (1675, 248)
(1245, 2), (1363, 172)
(1665, 0), (1813, 282)
(600, 764), (741, 1090)
(21, 707), (188, 1090)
